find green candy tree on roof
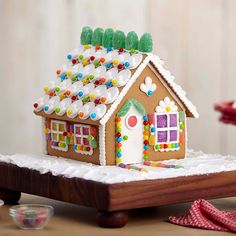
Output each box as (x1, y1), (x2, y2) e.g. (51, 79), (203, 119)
(112, 30), (126, 49)
(80, 27), (93, 45)
(102, 28), (114, 48)
(91, 28), (104, 46)
(138, 33), (153, 52)
(125, 31), (139, 50)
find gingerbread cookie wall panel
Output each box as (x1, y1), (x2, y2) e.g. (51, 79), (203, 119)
(44, 118), (100, 165)
(105, 63), (186, 165)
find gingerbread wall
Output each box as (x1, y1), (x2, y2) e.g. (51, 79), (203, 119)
(105, 63), (186, 165)
(44, 118), (100, 165)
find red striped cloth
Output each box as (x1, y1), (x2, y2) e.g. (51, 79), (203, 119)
(168, 199), (236, 232)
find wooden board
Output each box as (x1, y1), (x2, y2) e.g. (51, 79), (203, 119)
(0, 161), (236, 227)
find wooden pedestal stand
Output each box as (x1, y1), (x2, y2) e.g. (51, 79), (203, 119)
(0, 162), (236, 228)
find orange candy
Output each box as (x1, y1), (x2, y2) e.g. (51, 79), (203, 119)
(95, 45), (100, 50)
(116, 117), (121, 122)
(65, 90), (71, 96)
(100, 77), (106, 83)
(143, 131), (149, 135)
(100, 97), (106, 103)
(79, 112), (84, 118)
(56, 69), (61, 75)
(143, 150), (148, 155)
(116, 142), (122, 147)
(100, 57), (105, 63)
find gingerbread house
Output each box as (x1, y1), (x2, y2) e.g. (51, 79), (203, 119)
(34, 27), (198, 166)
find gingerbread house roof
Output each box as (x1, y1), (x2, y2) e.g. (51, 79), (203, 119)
(34, 45), (198, 124)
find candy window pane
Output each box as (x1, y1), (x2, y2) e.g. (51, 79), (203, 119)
(75, 127), (81, 135)
(52, 123), (57, 131)
(157, 131), (167, 143)
(59, 124), (65, 131)
(83, 138), (89, 146)
(157, 115), (167, 128)
(76, 137), (82, 144)
(52, 133), (58, 141)
(82, 127), (89, 135)
(59, 134), (65, 142)
(170, 114), (177, 127)
(169, 130), (178, 142)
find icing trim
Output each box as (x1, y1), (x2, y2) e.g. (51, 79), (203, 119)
(99, 124), (106, 165)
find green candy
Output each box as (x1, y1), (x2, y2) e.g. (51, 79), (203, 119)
(92, 28), (104, 46)
(123, 135), (128, 141)
(125, 31), (139, 50)
(87, 135), (93, 141)
(143, 155), (148, 160)
(180, 123), (185, 130)
(102, 28), (114, 48)
(55, 107), (60, 113)
(112, 30), (126, 49)
(138, 33), (153, 52)
(80, 26), (93, 45)
(55, 87), (60, 92)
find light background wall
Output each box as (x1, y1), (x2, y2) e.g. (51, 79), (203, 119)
(0, 0), (236, 155)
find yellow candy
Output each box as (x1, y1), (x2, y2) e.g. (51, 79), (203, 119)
(66, 71), (72, 77)
(166, 106), (171, 112)
(44, 86), (49, 93)
(67, 109), (73, 115)
(113, 59), (118, 65)
(82, 59), (89, 66)
(44, 128), (50, 134)
(84, 45), (89, 49)
(82, 78), (88, 84)
(112, 79), (117, 85)
(168, 144), (172, 148)
(59, 93), (64, 100)
(116, 158), (122, 164)
(144, 135), (149, 140)
(89, 94), (95, 99)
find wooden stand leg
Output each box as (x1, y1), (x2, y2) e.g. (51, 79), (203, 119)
(96, 210), (128, 228)
(0, 188), (21, 204)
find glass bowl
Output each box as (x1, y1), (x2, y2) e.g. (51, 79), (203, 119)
(9, 204), (54, 230)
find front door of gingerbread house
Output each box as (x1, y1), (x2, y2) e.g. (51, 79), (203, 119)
(116, 99), (146, 164)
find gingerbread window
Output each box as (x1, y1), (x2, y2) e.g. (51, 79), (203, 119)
(50, 120), (68, 151)
(73, 124), (93, 155)
(154, 112), (179, 149)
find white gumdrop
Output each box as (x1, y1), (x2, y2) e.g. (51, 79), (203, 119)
(58, 79), (72, 94)
(90, 104), (107, 121)
(94, 65), (106, 78)
(105, 67), (118, 81)
(83, 64), (95, 77)
(34, 95), (50, 112)
(78, 102), (95, 120)
(66, 100), (83, 119)
(55, 98), (72, 116)
(116, 69), (131, 87)
(44, 96), (60, 114)
(105, 51), (119, 62)
(83, 48), (95, 59)
(105, 87), (119, 104)
(128, 53), (143, 69)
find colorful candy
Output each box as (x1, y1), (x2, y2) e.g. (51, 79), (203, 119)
(143, 161), (183, 169)
(118, 163), (148, 172)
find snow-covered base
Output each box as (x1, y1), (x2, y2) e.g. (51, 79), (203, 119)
(0, 150), (236, 184)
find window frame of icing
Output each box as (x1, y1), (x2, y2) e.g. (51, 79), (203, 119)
(73, 123), (93, 155)
(154, 112), (180, 152)
(50, 120), (68, 151)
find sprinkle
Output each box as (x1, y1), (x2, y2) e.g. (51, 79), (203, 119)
(113, 59), (118, 65)
(44, 86), (49, 93)
(100, 57), (105, 63)
(143, 161), (183, 169)
(84, 45), (89, 49)
(78, 91), (83, 97)
(56, 69), (61, 75)
(124, 61), (130, 68)
(77, 73), (83, 79)
(90, 113), (96, 119)
(55, 107), (60, 113)
(44, 106), (49, 111)
(33, 103), (38, 109)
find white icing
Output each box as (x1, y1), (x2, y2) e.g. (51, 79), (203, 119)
(90, 104), (107, 121)
(116, 69), (131, 87)
(155, 97), (178, 113)
(140, 76), (157, 96)
(44, 96), (60, 114)
(78, 102), (95, 119)
(105, 87), (119, 104)
(99, 125), (106, 165)
(1, 150), (236, 183)
(128, 53), (143, 69)
(55, 98), (72, 116)
(34, 95), (50, 112)
(66, 100), (83, 118)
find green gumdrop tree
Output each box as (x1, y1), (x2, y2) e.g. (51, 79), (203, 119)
(138, 33), (153, 52)
(91, 28), (104, 46)
(80, 27), (93, 45)
(125, 31), (139, 50)
(102, 28), (114, 48)
(112, 30), (126, 49)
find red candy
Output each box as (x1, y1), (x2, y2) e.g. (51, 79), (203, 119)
(144, 140), (149, 145)
(90, 56), (95, 61)
(86, 147), (90, 151)
(118, 48), (124, 53)
(143, 120), (149, 125)
(63, 132), (67, 136)
(72, 58), (77, 64)
(34, 103), (38, 109)
(116, 133), (121, 138)
(117, 64), (123, 70)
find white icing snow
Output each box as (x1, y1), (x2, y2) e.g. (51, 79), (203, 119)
(0, 150), (236, 184)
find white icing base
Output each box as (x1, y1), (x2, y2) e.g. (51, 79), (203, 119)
(1, 150), (236, 184)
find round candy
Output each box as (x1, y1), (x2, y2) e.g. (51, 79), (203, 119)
(90, 113), (96, 119)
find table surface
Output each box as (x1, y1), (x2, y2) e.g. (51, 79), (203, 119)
(0, 194), (235, 236)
